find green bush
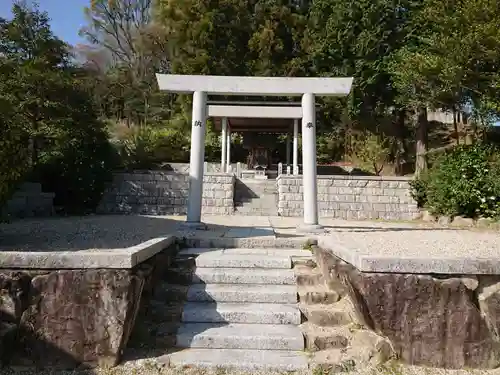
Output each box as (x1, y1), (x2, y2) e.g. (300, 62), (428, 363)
(412, 144), (500, 218)
(34, 127), (118, 214)
(116, 125), (190, 170)
(0, 108), (30, 207)
(409, 171), (429, 208)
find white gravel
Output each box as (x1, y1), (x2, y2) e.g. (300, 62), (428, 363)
(326, 226), (500, 260)
(0, 215), (182, 252)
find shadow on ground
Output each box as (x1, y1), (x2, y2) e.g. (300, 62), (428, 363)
(124, 257), (227, 367)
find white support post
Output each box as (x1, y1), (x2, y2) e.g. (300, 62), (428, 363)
(236, 162), (241, 178)
(293, 118), (299, 175)
(286, 133), (291, 167)
(226, 127), (231, 172)
(221, 117), (228, 172)
(185, 91), (207, 229)
(298, 93), (322, 233)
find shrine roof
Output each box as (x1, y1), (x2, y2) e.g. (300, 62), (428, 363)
(212, 117), (294, 133)
(207, 101), (319, 133)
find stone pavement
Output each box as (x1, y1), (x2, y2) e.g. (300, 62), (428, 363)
(1, 214), (499, 273)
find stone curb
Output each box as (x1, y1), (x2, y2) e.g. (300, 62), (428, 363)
(0, 236), (176, 269)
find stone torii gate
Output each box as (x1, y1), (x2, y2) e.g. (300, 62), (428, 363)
(156, 74), (353, 232)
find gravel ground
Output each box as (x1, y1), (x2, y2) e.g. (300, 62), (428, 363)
(1, 215), (498, 256)
(0, 215), (183, 252)
(326, 226), (500, 259)
(3, 361), (500, 375)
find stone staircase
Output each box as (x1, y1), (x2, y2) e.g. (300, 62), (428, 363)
(294, 258), (395, 371)
(234, 179), (279, 216)
(127, 244), (393, 371)
(167, 247), (309, 371)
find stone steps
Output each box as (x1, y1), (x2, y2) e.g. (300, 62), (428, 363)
(300, 322), (350, 351)
(186, 283), (298, 303)
(169, 348), (308, 371)
(298, 284), (341, 304)
(299, 299), (354, 327)
(176, 323), (304, 350)
(192, 252), (292, 269)
(182, 302), (301, 324)
(234, 179), (278, 216)
(193, 267), (296, 285)
(295, 264), (325, 286)
(167, 246), (306, 370)
(184, 237), (316, 249)
(178, 247), (312, 257)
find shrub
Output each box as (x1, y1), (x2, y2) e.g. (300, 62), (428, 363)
(412, 144), (500, 218)
(0, 109), (30, 208)
(115, 125), (190, 170)
(409, 171), (429, 208)
(348, 131), (391, 175)
(34, 126), (118, 214)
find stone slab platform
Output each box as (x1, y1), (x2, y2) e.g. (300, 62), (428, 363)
(0, 215), (311, 269)
(317, 221), (500, 274)
(2, 214), (500, 272)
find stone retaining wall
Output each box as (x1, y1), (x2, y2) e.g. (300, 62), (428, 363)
(314, 246), (500, 369)
(277, 175), (419, 220)
(98, 171), (235, 215)
(0, 241), (178, 368)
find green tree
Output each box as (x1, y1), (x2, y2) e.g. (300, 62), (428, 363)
(390, 0), (500, 174)
(0, 2), (116, 213)
(81, 0), (171, 126)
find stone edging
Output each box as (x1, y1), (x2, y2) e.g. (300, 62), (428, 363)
(317, 236), (500, 275)
(0, 236), (176, 269)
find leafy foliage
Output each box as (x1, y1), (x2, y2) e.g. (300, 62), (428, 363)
(348, 131), (391, 175)
(1, 2), (117, 214)
(0, 93), (30, 207)
(412, 144), (500, 218)
(115, 125), (190, 169)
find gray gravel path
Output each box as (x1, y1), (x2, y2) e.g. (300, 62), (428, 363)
(327, 226), (500, 259)
(0, 215), (182, 252)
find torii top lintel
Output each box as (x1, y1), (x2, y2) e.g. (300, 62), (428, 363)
(155, 74), (354, 96)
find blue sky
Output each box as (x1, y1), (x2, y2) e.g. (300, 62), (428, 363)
(0, 0), (88, 46)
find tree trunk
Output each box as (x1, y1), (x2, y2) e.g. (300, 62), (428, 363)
(453, 107), (460, 145)
(415, 106), (428, 176)
(394, 109), (407, 175)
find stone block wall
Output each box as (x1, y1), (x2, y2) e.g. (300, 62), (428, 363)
(98, 171), (234, 215)
(277, 175), (419, 220)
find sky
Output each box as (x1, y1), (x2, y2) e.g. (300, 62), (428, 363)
(0, 0), (88, 46)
